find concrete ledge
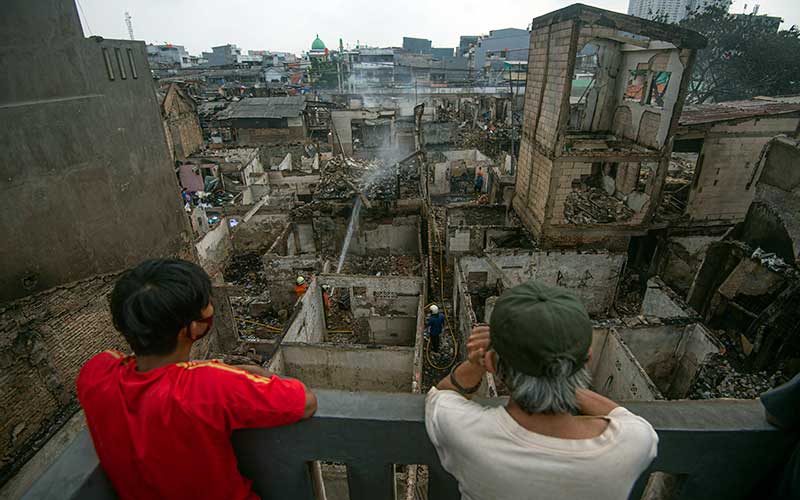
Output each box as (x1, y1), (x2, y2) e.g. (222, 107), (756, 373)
(23, 391), (789, 500)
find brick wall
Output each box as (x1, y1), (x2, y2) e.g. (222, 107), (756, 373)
(550, 161), (593, 224)
(686, 117), (800, 223)
(168, 114), (203, 160)
(513, 148), (554, 236)
(523, 20), (576, 155)
(0, 275), (124, 484)
(0, 271), (227, 485)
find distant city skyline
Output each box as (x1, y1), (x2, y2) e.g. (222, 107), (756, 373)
(628, 0), (733, 23)
(77, 0), (799, 57)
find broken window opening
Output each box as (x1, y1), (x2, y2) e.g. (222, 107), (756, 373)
(623, 68), (647, 103)
(569, 41), (605, 131)
(659, 153), (697, 218)
(647, 71), (671, 107)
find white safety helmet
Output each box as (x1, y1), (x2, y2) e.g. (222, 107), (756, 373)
(296, 276), (305, 285)
(429, 304), (439, 314)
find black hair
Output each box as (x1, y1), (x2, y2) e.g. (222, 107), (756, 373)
(110, 259), (211, 356)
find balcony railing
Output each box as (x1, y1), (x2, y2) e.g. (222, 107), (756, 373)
(22, 390), (791, 500)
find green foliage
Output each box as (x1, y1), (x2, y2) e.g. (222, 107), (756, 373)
(309, 59), (342, 90)
(680, 7), (800, 103)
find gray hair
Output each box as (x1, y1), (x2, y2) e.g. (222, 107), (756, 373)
(495, 355), (591, 414)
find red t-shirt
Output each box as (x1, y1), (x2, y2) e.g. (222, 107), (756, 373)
(77, 350), (306, 500)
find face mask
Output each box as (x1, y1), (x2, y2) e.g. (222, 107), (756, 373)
(194, 315), (214, 338)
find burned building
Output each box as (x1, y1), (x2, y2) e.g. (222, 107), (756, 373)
(664, 98), (800, 226)
(513, 4), (706, 250)
(216, 96), (308, 145)
(684, 137), (800, 372)
(158, 83), (204, 161)
(6, 2), (799, 499)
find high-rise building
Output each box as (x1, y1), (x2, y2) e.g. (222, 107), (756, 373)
(627, 0), (731, 23)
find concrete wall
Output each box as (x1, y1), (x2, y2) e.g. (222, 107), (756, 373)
(0, 0), (193, 301)
(283, 280), (326, 344)
(685, 116), (800, 224)
(739, 137), (800, 265)
(658, 235), (722, 295)
(262, 236), (322, 311)
(230, 213), (289, 254)
(589, 328), (661, 401)
(457, 251), (625, 316)
(350, 216), (420, 256)
(320, 275), (423, 346)
(195, 220), (233, 278)
(424, 121), (458, 146)
(267, 172), (319, 198)
(271, 343), (414, 392)
(641, 278), (690, 318)
(331, 109), (395, 155)
(618, 323), (718, 399)
(445, 206), (522, 256)
(429, 150), (492, 196)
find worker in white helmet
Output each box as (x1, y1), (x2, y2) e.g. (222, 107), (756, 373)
(294, 276), (308, 300)
(425, 304), (445, 352)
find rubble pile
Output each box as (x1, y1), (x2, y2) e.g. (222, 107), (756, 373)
(315, 156), (397, 201)
(223, 252), (267, 290)
(341, 255), (421, 276)
(615, 272), (646, 316)
(398, 162), (421, 199)
(458, 126), (515, 160)
(688, 353), (786, 399)
(230, 296), (285, 340)
(194, 190), (236, 207)
(659, 154), (695, 217)
(668, 154), (697, 182)
(224, 253), (287, 340)
(564, 188), (634, 224)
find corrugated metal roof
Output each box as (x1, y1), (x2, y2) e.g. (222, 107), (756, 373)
(216, 96), (306, 120)
(680, 98), (800, 126)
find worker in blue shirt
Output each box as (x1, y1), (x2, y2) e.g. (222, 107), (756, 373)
(474, 168), (484, 194)
(425, 304), (445, 352)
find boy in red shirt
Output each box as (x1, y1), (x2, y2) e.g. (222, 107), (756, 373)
(77, 259), (317, 500)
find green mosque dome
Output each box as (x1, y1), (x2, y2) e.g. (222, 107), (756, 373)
(311, 35), (326, 51)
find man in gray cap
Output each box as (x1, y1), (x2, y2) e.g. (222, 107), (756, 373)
(425, 280), (658, 500)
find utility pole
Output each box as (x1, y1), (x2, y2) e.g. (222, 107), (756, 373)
(337, 38), (344, 94)
(507, 65), (515, 174)
(414, 68), (418, 105)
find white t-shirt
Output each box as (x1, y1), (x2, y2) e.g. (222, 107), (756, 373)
(425, 387), (658, 500)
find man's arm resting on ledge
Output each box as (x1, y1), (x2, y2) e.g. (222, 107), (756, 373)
(236, 364), (317, 419)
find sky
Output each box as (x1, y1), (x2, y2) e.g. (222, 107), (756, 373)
(76, 0), (800, 56)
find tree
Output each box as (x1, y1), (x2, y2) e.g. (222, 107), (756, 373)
(309, 58), (342, 90)
(679, 6), (800, 103)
